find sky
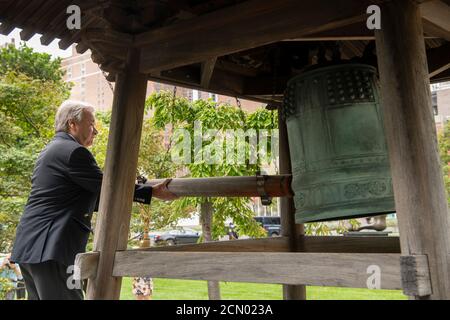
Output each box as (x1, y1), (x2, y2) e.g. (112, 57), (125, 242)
(0, 27), (72, 59)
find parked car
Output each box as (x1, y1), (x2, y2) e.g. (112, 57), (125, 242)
(154, 228), (200, 246)
(254, 216), (281, 237)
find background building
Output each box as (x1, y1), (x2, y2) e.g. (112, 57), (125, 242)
(61, 46), (263, 113)
(432, 82), (450, 132)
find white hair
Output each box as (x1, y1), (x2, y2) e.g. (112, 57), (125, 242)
(55, 100), (95, 133)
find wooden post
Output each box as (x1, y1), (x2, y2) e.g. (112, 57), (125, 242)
(200, 201), (222, 300)
(86, 48), (148, 300)
(278, 109), (306, 300)
(375, 0), (450, 299)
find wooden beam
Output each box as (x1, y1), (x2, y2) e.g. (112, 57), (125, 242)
(244, 76), (290, 96)
(215, 60), (260, 77)
(0, 21), (14, 35)
(58, 16), (98, 50)
(39, 10), (67, 46)
(375, 0), (450, 299)
(105, 72), (117, 82)
(244, 40), (445, 86)
(143, 175), (293, 198)
(7, 0), (44, 32)
(75, 42), (90, 54)
(0, 0), (25, 35)
(303, 235), (401, 253)
(19, 0), (62, 41)
(74, 251), (99, 281)
(423, 20), (450, 41)
(420, 0), (450, 41)
(138, 0), (382, 73)
(86, 41), (128, 61)
(427, 42), (450, 78)
(431, 68), (450, 83)
(75, 236), (401, 280)
(90, 51), (107, 65)
(70, 0), (109, 12)
(112, 251), (404, 289)
(143, 235), (401, 253)
(278, 107), (306, 300)
(400, 255), (432, 297)
(159, 65), (244, 94)
(143, 237), (290, 252)
(82, 28), (133, 47)
(200, 58), (217, 88)
(286, 21), (439, 41)
(285, 21), (375, 41)
(147, 73), (275, 106)
(100, 59), (125, 74)
(150, 64), (283, 105)
(85, 48), (148, 300)
(160, 65), (200, 86)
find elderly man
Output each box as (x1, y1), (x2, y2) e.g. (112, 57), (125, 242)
(10, 100), (177, 300)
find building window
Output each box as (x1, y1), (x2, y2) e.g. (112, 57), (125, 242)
(81, 63), (86, 76)
(67, 67), (72, 79)
(431, 91), (438, 116)
(192, 89), (199, 101)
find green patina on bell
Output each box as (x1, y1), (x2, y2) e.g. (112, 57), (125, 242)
(281, 63), (395, 223)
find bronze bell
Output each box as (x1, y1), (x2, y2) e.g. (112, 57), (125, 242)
(281, 63), (395, 223)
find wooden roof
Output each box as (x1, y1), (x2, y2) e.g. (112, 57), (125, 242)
(1, 0), (450, 105)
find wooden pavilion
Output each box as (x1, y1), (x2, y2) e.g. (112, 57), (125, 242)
(1, 0), (450, 300)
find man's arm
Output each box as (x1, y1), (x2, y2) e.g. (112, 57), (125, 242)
(68, 146), (152, 209)
(67, 146), (103, 194)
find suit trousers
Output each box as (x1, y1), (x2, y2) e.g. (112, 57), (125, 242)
(20, 260), (84, 300)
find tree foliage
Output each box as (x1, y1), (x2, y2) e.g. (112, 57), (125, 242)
(89, 110), (191, 245)
(438, 121), (450, 203)
(0, 44), (70, 253)
(0, 44), (67, 83)
(132, 117), (193, 237)
(146, 91), (278, 240)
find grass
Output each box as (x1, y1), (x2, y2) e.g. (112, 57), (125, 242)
(120, 278), (407, 300)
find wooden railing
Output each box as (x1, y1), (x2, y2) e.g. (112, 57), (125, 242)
(75, 235), (431, 295)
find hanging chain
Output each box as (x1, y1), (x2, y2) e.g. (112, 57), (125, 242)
(235, 96), (241, 109)
(172, 85), (177, 104)
(271, 47), (281, 108)
(170, 86), (177, 127)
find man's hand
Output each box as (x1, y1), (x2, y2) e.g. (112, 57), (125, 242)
(152, 178), (179, 201)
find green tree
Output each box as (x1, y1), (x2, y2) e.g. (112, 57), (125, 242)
(0, 277), (13, 300)
(0, 44), (67, 83)
(0, 44), (70, 253)
(132, 117), (194, 247)
(438, 121), (450, 203)
(89, 111), (191, 250)
(147, 91), (276, 299)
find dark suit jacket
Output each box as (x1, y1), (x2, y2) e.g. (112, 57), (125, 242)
(11, 132), (152, 266)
